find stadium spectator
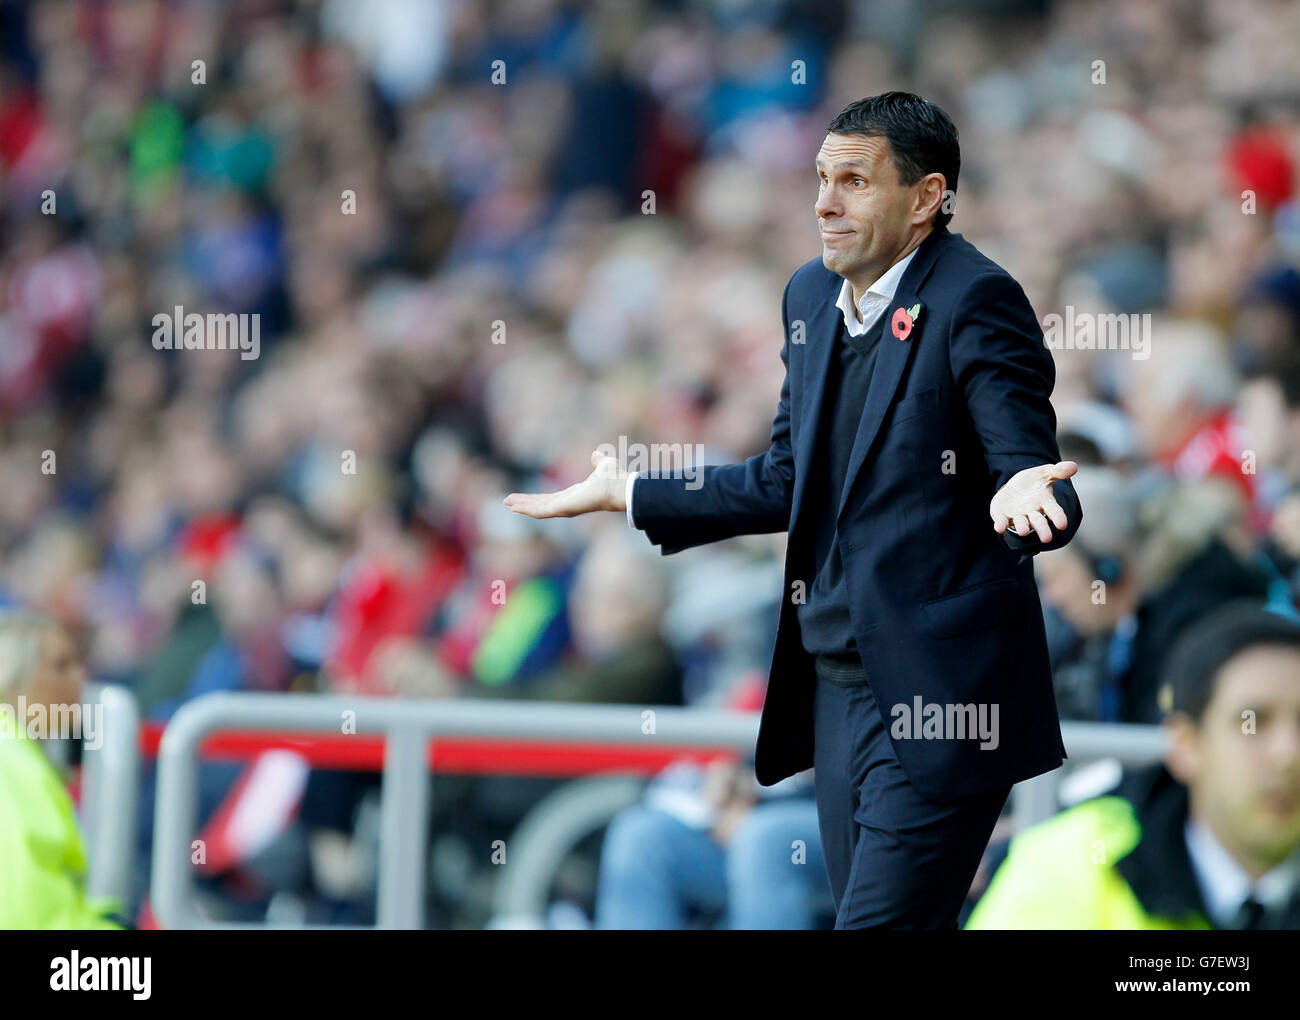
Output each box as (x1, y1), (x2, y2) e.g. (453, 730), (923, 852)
(1038, 469), (1280, 723)
(1241, 351), (1300, 600)
(1123, 479), (1274, 722)
(0, 611), (123, 929)
(1120, 320), (1254, 507)
(1036, 466), (1143, 721)
(595, 761), (829, 929)
(966, 602), (1300, 929)
(465, 521), (683, 705)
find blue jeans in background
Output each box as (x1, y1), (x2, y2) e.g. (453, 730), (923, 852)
(595, 798), (829, 929)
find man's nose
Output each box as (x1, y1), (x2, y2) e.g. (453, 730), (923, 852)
(815, 186), (839, 220)
(1262, 718), (1300, 774)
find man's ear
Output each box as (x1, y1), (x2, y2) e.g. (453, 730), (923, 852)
(1163, 712), (1201, 787)
(914, 172), (946, 226)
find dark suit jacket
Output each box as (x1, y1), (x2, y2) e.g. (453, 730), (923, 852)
(632, 225), (1082, 800)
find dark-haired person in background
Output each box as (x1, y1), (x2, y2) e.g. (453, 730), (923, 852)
(1240, 349), (1300, 597)
(967, 601), (1300, 929)
(506, 91), (1082, 929)
(1035, 466), (1143, 722)
(1037, 468), (1275, 725)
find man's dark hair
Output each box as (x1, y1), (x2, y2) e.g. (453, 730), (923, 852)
(1160, 600), (1300, 722)
(826, 92), (961, 230)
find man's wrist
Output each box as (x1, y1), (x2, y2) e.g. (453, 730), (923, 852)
(625, 471), (639, 528)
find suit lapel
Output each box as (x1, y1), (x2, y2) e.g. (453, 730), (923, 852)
(788, 272), (843, 544)
(834, 227), (950, 524)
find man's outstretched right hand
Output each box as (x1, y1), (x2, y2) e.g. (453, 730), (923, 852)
(503, 449), (627, 519)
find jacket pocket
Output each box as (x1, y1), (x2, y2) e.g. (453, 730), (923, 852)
(921, 577), (1022, 639)
(892, 386), (941, 424)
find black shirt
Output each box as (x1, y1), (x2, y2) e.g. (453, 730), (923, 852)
(796, 312), (884, 659)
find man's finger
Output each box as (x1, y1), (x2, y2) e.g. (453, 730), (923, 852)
(1047, 460), (1079, 482)
(503, 492), (555, 518)
(503, 493), (537, 517)
(1027, 509), (1053, 543)
(1041, 494), (1068, 531)
(1012, 513), (1031, 536)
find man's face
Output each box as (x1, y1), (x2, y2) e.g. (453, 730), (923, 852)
(570, 547), (660, 659)
(1035, 548), (1132, 634)
(32, 626), (87, 708)
(1170, 645), (1300, 872)
(1236, 376), (1293, 473)
(814, 132), (927, 286)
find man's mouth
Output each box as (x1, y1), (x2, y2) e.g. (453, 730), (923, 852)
(1258, 791), (1300, 817)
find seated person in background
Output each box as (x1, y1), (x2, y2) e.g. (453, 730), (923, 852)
(1039, 472), (1273, 723)
(1120, 320), (1255, 507)
(1240, 350), (1300, 591)
(1123, 479), (1273, 722)
(966, 601), (1300, 929)
(466, 522), (683, 706)
(1035, 466), (1143, 721)
(0, 611), (124, 929)
(595, 759), (829, 929)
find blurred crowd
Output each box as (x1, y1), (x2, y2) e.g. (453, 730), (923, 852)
(1, 0), (1298, 928)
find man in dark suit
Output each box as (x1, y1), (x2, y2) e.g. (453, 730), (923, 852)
(505, 91), (1082, 929)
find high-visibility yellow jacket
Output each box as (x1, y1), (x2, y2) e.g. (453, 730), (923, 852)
(0, 730), (123, 929)
(966, 764), (1220, 930)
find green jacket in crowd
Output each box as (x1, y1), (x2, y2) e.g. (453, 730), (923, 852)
(967, 763), (1298, 930)
(0, 729), (123, 929)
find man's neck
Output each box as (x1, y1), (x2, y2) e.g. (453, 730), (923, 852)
(847, 226), (933, 316)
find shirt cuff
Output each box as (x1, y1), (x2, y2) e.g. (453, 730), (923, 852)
(625, 471), (639, 529)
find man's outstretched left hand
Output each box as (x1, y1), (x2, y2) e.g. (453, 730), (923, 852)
(989, 460), (1078, 544)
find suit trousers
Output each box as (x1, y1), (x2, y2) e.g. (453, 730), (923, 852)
(812, 672), (1011, 929)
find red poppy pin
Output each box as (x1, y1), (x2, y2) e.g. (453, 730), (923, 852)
(891, 302), (923, 341)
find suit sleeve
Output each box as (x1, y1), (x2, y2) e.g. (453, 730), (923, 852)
(631, 280), (797, 555)
(948, 271), (1081, 555)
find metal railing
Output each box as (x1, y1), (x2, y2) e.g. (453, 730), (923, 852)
(149, 690), (1167, 930)
(81, 682), (141, 911)
(490, 774), (648, 925)
(151, 693), (758, 929)
(1010, 721), (1168, 829)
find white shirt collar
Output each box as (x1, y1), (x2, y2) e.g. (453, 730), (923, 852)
(1184, 816), (1300, 925)
(834, 247), (919, 337)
